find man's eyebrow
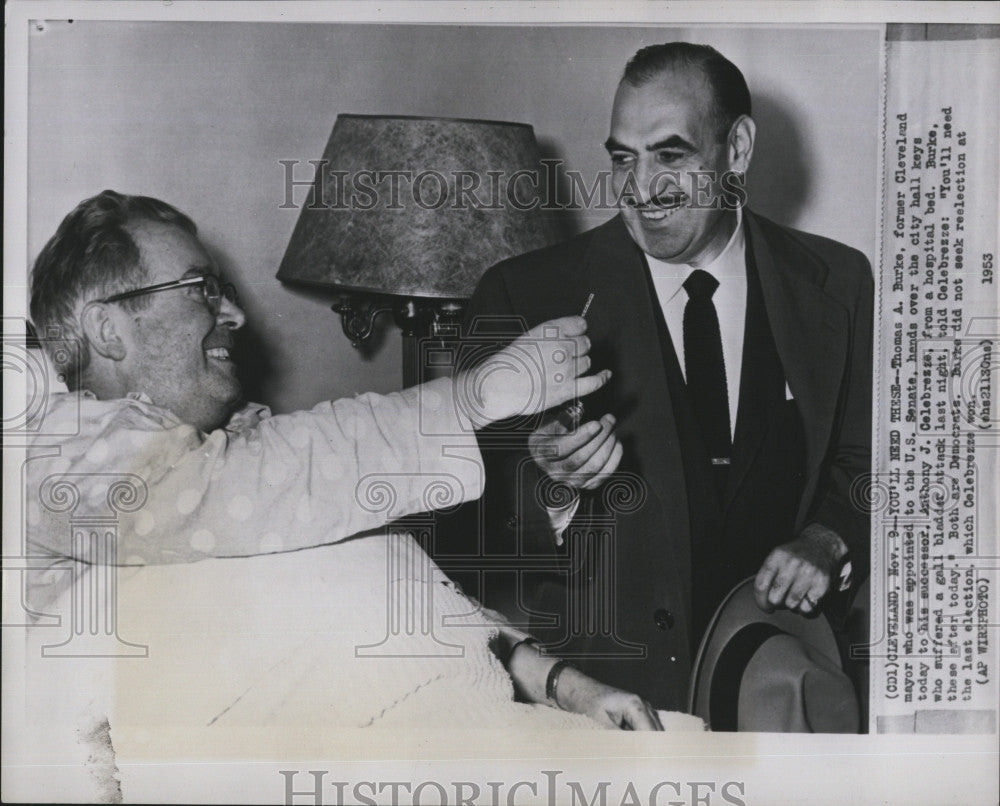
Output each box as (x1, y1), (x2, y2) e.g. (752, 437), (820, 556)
(604, 137), (634, 154)
(647, 135), (696, 152)
(604, 134), (697, 153)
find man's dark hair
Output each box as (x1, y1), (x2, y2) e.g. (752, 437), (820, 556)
(29, 190), (197, 390)
(622, 42), (752, 142)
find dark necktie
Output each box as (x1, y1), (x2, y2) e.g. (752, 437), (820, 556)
(683, 269), (732, 468)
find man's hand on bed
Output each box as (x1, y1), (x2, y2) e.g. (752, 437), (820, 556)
(554, 667), (664, 730)
(503, 636), (661, 729)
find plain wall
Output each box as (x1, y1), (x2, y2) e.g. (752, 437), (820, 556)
(27, 22), (881, 413)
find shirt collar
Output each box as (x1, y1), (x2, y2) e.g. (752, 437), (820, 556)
(80, 389), (271, 429)
(226, 402), (272, 431)
(645, 208), (746, 301)
(76, 389), (154, 404)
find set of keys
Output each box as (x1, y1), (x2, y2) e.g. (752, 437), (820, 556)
(556, 292), (594, 430)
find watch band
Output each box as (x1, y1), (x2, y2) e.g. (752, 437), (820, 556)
(502, 635), (540, 667)
(545, 659), (578, 709)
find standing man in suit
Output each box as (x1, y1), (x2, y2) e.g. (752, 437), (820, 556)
(450, 42), (873, 713)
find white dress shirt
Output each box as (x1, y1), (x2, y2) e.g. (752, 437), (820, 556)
(646, 209), (747, 439)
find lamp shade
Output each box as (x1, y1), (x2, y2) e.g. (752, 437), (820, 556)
(277, 115), (559, 299)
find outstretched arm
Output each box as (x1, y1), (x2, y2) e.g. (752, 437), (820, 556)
(29, 316), (609, 566)
(456, 315), (611, 428)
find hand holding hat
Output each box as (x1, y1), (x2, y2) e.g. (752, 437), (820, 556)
(689, 577), (861, 733)
(753, 522), (849, 614)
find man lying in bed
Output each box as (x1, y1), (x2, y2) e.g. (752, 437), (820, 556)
(25, 192), (701, 755)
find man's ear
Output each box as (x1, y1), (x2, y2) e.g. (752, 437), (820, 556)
(80, 303), (127, 361)
(727, 114), (756, 175)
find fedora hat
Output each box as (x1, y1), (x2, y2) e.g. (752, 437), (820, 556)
(688, 577), (860, 733)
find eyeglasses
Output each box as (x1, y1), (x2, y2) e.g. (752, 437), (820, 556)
(96, 274), (238, 316)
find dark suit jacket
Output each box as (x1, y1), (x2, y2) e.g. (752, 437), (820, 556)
(448, 210), (873, 710)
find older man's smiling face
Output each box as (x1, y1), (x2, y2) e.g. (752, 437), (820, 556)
(608, 67), (745, 266)
(115, 220), (246, 431)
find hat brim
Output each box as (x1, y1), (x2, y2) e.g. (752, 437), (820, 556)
(688, 576), (844, 729)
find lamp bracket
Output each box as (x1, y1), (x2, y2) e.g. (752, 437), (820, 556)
(331, 295), (396, 346)
(332, 293), (466, 347)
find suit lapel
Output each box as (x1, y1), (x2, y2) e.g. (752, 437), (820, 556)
(744, 212), (849, 480)
(725, 247), (772, 507)
(579, 217), (689, 543)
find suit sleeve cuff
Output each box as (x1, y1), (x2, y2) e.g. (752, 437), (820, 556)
(546, 493), (581, 546)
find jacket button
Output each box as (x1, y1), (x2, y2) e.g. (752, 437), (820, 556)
(654, 608), (674, 630)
